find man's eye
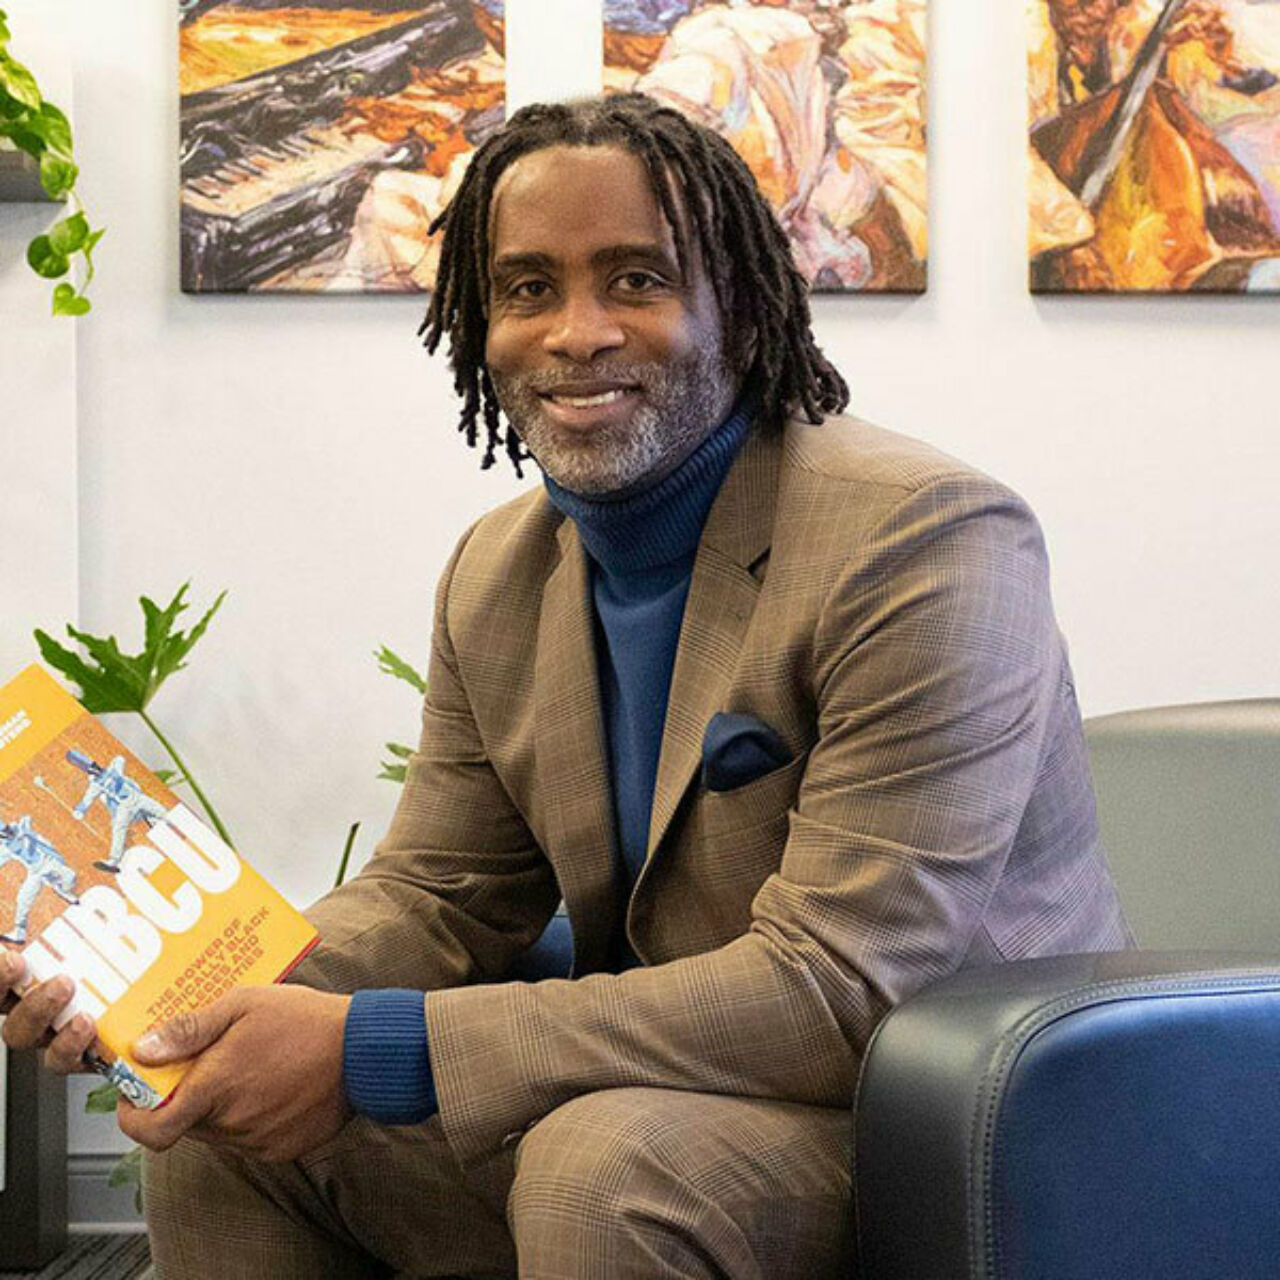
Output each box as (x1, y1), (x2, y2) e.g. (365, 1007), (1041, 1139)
(510, 280), (551, 300)
(616, 271), (662, 293)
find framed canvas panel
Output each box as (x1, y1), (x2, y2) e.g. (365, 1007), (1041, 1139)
(1029, 0), (1280, 294)
(179, 0), (506, 293)
(603, 0), (929, 293)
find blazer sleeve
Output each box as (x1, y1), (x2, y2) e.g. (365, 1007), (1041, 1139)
(289, 523), (562, 997)
(424, 472), (1070, 1167)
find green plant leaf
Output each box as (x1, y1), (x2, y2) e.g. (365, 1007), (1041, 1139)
(0, 53), (40, 110)
(35, 625), (146, 712)
(107, 1146), (144, 1189)
(26, 234), (68, 279)
(0, 15), (12, 47)
(85, 226), (105, 252)
(142, 584), (227, 691)
(51, 282), (90, 316)
(37, 99), (70, 154)
(152, 768), (186, 787)
(375, 645), (427, 693)
(1, 120), (43, 157)
(38, 148), (75, 199)
(334, 821), (360, 889)
(34, 584), (227, 713)
(85, 1082), (121, 1113)
(379, 740), (414, 783)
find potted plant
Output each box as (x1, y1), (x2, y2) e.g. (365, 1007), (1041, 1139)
(0, 6), (104, 314)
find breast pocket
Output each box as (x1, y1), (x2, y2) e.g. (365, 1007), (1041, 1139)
(698, 752), (808, 844)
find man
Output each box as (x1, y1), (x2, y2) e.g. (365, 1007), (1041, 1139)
(1, 94), (1131, 1278)
(0, 815), (80, 945)
(68, 752), (172, 875)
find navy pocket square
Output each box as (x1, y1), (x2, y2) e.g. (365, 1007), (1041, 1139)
(701, 712), (794, 793)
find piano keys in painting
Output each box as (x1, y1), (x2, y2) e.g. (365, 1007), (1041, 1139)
(179, 0), (505, 293)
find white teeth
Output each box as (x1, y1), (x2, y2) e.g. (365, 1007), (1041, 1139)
(551, 389), (627, 408)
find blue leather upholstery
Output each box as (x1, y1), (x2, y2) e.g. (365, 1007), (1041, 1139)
(994, 983), (1280, 1278)
(853, 953), (1280, 1279)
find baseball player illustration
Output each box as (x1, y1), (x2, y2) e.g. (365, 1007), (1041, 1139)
(0, 814), (81, 945)
(67, 750), (172, 875)
(86, 1050), (161, 1109)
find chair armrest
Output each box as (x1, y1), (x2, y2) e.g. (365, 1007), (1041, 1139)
(852, 951), (1280, 1280)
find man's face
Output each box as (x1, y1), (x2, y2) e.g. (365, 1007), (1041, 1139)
(484, 144), (740, 496)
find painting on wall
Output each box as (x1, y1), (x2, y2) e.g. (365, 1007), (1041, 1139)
(179, 0), (506, 293)
(603, 0), (928, 293)
(1029, 0), (1280, 293)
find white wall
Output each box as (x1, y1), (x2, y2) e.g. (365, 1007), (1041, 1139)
(2, 0), (1277, 1159)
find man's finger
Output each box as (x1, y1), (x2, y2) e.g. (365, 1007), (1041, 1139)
(1, 975), (74, 1051)
(43, 1014), (98, 1075)
(0, 948), (27, 1007)
(133, 993), (241, 1065)
(117, 1084), (211, 1153)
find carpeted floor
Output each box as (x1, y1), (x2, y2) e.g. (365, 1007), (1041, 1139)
(0, 1233), (151, 1280)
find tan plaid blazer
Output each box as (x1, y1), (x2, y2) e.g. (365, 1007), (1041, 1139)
(297, 414), (1131, 1169)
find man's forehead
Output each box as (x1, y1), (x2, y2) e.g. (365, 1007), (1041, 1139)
(486, 144), (690, 265)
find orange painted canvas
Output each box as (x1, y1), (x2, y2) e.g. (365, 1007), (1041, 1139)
(1029, 0), (1280, 292)
(179, 1), (506, 292)
(0, 666), (317, 1106)
(603, 0), (928, 293)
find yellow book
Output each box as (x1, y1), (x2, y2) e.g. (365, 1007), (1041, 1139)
(0, 664), (318, 1106)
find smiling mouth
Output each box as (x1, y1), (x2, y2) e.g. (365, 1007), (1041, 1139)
(539, 386), (639, 409)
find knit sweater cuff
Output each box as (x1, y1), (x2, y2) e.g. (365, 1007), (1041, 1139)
(343, 989), (437, 1125)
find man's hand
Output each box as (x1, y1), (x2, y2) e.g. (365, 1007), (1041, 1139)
(0, 948), (99, 1073)
(118, 986), (355, 1164)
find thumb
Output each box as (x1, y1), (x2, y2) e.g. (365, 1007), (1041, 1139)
(133, 994), (241, 1064)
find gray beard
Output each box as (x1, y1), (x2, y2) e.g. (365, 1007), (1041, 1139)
(491, 352), (737, 497)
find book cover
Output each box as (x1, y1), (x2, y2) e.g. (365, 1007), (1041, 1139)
(0, 664), (318, 1107)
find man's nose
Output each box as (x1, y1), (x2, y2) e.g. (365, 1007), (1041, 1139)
(542, 289), (625, 363)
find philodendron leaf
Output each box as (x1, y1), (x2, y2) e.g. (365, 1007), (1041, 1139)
(85, 1082), (121, 1113)
(107, 1146), (143, 1188)
(38, 149), (75, 199)
(152, 768), (187, 787)
(0, 15), (12, 47)
(142, 584), (227, 689)
(49, 211), (88, 255)
(0, 54), (40, 110)
(26, 234), (68, 279)
(37, 99), (71, 155)
(34, 584), (226, 714)
(2, 121), (43, 157)
(378, 741), (413, 783)
(375, 645), (427, 693)
(35, 625), (148, 712)
(51, 282), (90, 316)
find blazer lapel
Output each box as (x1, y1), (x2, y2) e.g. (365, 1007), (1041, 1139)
(643, 427), (784, 866)
(533, 517), (620, 975)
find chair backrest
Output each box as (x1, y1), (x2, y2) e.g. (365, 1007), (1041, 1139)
(1084, 699), (1280, 951)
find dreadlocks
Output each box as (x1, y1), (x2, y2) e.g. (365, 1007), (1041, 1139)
(419, 93), (849, 473)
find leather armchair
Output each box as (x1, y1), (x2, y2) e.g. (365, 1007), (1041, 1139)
(851, 699), (1280, 1279)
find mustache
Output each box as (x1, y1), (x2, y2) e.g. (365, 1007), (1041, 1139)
(501, 364), (670, 395)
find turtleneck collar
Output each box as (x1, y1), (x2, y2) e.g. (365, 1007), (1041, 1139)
(543, 394), (756, 576)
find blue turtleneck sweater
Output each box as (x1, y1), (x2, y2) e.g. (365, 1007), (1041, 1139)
(343, 399), (754, 1125)
(545, 400), (754, 965)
